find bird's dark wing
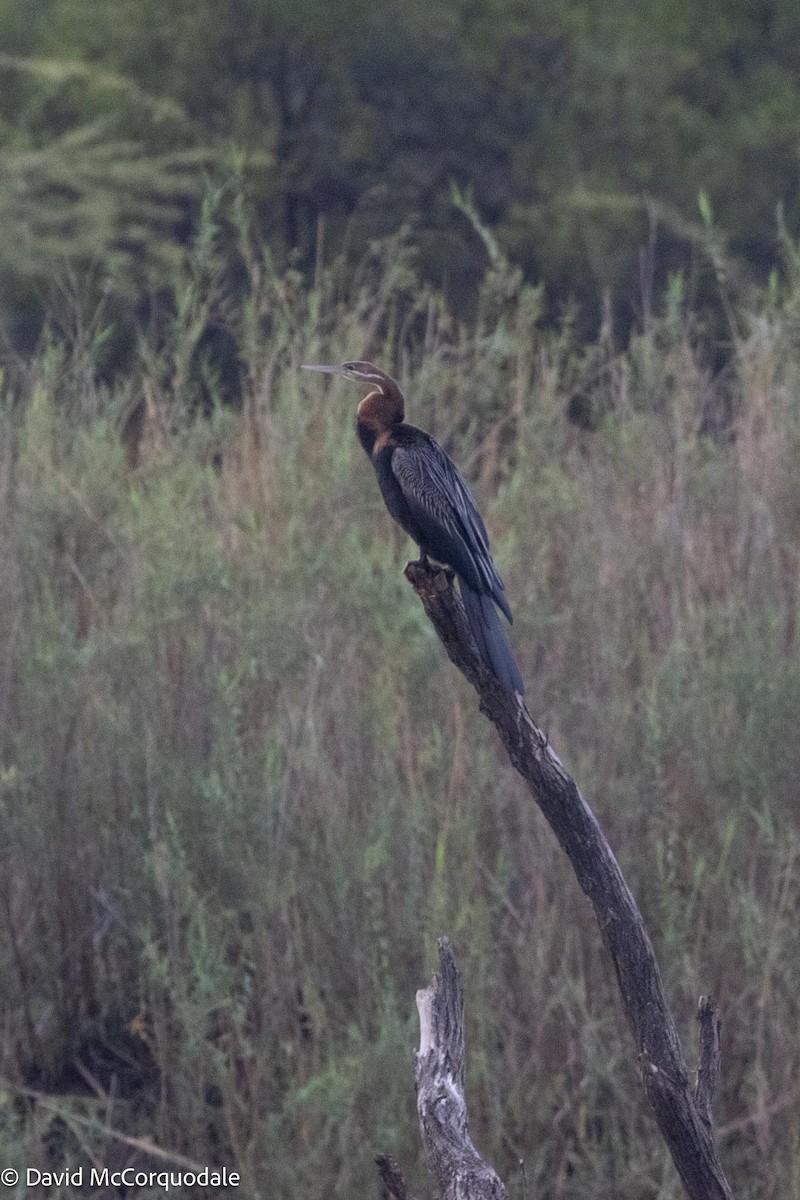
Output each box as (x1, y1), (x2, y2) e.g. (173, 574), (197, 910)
(390, 437), (512, 621)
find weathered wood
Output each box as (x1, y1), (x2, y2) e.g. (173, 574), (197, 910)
(695, 996), (722, 1130)
(375, 1153), (411, 1200)
(403, 559), (734, 1200)
(415, 939), (506, 1200)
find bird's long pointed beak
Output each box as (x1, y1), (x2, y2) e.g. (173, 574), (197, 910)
(301, 364), (342, 374)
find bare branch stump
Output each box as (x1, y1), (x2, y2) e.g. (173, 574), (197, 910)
(375, 1153), (411, 1200)
(695, 997), (723, 1131)
(404, 560), (733, 1200)
(415, 939), (506, 1200)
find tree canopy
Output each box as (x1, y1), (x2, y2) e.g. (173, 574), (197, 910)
(2, 0), (800, 342)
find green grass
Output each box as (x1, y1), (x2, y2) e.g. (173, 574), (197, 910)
(1, 226), (800, 1198)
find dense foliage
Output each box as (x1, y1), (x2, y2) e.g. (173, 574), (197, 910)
(2, 0), (800, 343)
(1, 220), (799, 1197)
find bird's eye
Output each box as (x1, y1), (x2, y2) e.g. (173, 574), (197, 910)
(343, 362), (357, 371)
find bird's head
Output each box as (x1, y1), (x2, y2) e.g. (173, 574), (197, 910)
(303, 360), (405, 431)
(302, 361), (390, 386)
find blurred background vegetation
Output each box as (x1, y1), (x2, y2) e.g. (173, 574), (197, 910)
(2, 0), (800, 349)
(1, 2), (800, 1198)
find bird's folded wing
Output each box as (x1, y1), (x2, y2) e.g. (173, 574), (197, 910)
(391, 440), (511, 619)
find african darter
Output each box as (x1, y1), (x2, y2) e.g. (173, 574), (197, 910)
(303, 361), (524, 695)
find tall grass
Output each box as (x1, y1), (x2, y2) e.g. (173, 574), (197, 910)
(1, 217), (799, 1198)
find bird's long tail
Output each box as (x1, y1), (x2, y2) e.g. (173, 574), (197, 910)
(460, 582), (524, 695)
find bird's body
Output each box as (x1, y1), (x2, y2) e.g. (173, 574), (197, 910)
(302, 361), (524, 695)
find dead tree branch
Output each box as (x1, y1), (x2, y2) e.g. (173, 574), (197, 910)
(375, 1153), (411, 1200)
(415, 939), (506, 1200)
(695, 997), (722, 1130)
(403, 559), (734, 1200)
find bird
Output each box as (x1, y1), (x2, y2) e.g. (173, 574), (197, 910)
(302, 360), (524, 694)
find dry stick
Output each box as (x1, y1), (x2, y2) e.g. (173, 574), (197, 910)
(7, 1084), (207, 1172)
(375, 1153), (412, 1200)
(403, 560), (734, 1200)
(696, 997), (723, 1131)
(415, 939), (507, 1200)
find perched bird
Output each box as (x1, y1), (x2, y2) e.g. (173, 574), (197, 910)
(302, 360), (524, 694)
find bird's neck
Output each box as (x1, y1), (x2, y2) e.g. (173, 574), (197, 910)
(356, 381), (405, 456)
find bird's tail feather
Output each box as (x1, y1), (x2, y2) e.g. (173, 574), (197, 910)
(460, 583), (524, 695)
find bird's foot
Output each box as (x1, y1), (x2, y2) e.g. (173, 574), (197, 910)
(405, 558), (453, 596)
(414, 551), (454, 580)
